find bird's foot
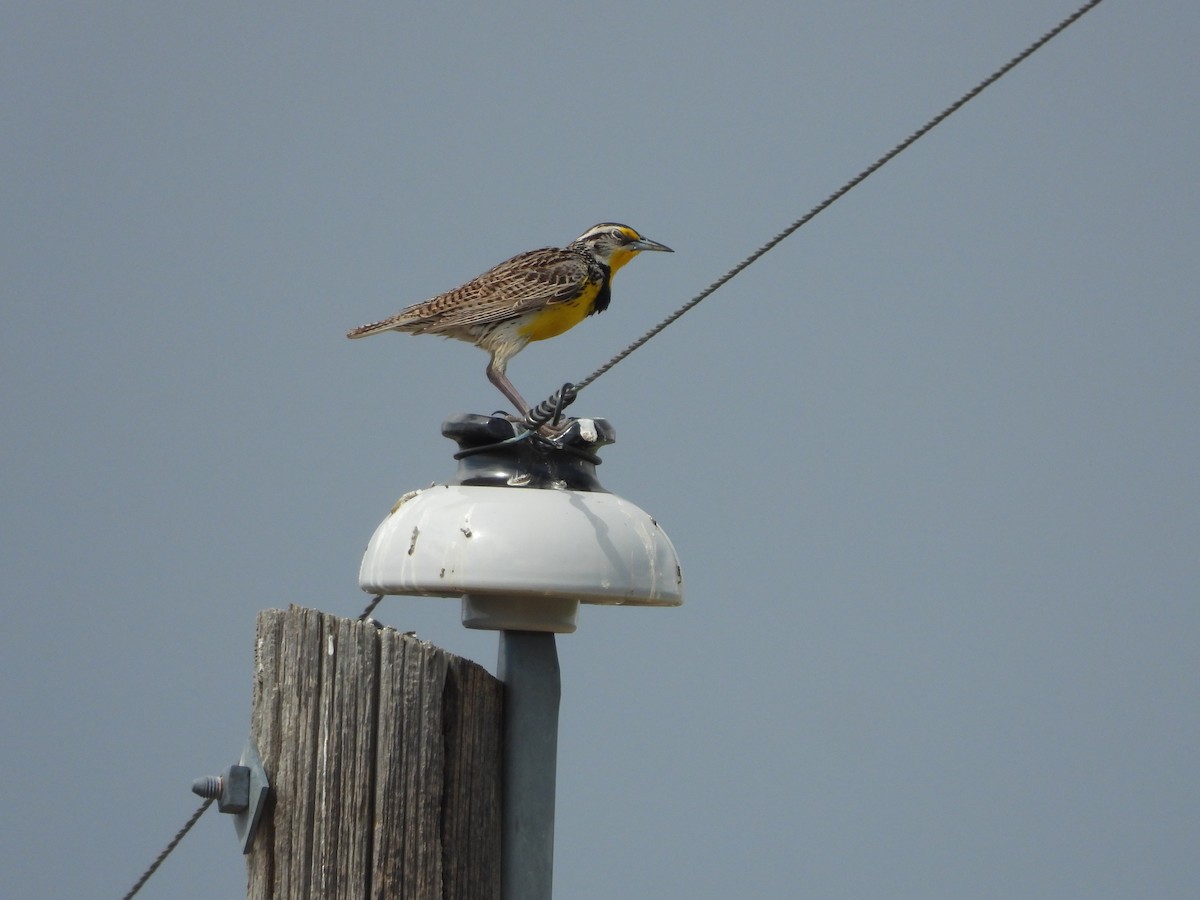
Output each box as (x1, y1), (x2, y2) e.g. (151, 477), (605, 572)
(533, 416), (577, 442)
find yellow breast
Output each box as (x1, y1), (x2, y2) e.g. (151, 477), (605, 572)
(518, 282), (601, 342)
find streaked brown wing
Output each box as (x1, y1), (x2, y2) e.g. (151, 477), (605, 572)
(397, 248), (590, 330)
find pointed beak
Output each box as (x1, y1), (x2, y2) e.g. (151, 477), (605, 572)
(629, 236), (673, 253)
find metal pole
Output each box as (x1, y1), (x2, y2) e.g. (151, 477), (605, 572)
(497, 630), (561, 900)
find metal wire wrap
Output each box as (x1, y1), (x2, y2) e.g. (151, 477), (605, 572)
(523, 383), (579, 430)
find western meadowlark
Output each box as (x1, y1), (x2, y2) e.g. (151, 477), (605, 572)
(347, 223), (672, 415)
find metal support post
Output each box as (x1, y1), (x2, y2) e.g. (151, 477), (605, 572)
(498, 630), (561, 900)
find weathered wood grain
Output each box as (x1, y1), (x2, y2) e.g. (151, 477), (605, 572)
(246, 606), (502, 899)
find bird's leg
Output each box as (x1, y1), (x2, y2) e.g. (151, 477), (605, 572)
(486, 360), (531, 417)
(486, 355), (569, 440)
(485, 360), (569, 440)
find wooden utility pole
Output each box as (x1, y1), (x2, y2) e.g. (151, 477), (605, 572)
(245, 605), (502, 899)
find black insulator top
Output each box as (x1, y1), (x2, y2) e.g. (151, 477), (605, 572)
(442, 414), (615, 492)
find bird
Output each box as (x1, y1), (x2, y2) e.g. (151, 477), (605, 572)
(347, 223), (672, 416)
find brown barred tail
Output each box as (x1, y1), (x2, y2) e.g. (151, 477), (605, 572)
(346, 319), (400, 339)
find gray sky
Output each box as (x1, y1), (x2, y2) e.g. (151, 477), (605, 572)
(4, 2), (1198, 897)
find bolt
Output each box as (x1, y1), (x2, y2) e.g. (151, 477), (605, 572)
(192, 775), (223, 799)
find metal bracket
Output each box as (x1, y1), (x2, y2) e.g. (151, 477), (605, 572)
(192, 736), (271, 854)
